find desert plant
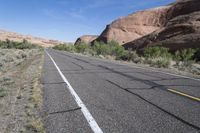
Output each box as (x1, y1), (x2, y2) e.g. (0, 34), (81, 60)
(174, 48), (196, 62)
(92, 41), (109, 55)
(0, 39), (39, 49)
(146, 57), (172, 68)
(0, 88), (6, 98)
(75, 42), (89, 53)
(193, 48), (200, 62)
(53, 44), (76, 52)
(173, 48), (196, 67)
(92, 41), (125, 57)
(144, 46), (172, 58)
(119, 49), (140, 62)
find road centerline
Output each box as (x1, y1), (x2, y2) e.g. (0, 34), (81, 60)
(45, 50), (103, 133)
(167, 89), (200, 102)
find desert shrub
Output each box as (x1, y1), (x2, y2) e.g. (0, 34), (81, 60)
(66, 45), (76, 52)
(53, 44), (67, 50)
(92, 41), (125, 58)
(174, 48), (196, 62)
(75, 42), (89, 53)
(144, 46), (172, 58)
(0, 87), (7, 98)
(54, 41), (125, 58)
(173, 48), (196, 67)
(193, 48), (200, 62)
(143, 46), (172, 68)
(119, 49), (141, 62)
(107, 41), (126, 58)
(92, 41), (109, 55)
(0, 39), (39, 49)
(146, 57), (172, 68)
(53, 44), (76, 52)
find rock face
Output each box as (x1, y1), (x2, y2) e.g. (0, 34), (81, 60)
(75, 35), (98, 45)
(0, 29), (65, 47)
(123, 0), (200, 51)
(95, 0), (200, 51)
(95, 5), (171, 44)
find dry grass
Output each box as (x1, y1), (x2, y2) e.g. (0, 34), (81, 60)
(0, 49), (45, 133)
(0, 49), (40, 73)
(29, 78), (43, 108)
(0, 87), (7, 98)
(26, 117), (45, 133)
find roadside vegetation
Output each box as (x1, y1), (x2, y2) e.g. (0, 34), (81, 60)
(53, 41), (200, 75)
(0, 39), (45, 133)
(0, 39), (42, 49)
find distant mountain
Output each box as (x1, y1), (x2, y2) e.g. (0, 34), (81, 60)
(0, 29), (66, 47)
(90, 0), (200, 51)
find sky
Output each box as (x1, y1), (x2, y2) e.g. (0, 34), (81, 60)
(0, 0), (175, 42)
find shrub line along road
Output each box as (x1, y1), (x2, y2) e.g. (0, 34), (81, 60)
(43, 49), (200, 133)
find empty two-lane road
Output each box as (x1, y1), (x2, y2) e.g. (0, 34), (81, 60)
(43, 49), (200, 133)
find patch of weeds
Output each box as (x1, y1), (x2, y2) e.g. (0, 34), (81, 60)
(25, 117), (45, 133)
(2, 76), (14, 85)
(0, 39), (41, 49)
(17, 94), (22, 99)
(144, 46), (172, 58)
(3, 76), (12, 81)
(25, 104), (34, 117)
(19, 128), (26, 133)
(29, 79), (42, 107)
(0, 88), (7, 98)
(0, 62), (3, 67)
(145, 57), (172, 68)
(3, 112), (10, 116)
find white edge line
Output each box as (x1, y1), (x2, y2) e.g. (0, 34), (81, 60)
(45, 50), (103, 133)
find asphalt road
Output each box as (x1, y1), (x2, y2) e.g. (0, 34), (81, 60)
(43, 49), (200, 133)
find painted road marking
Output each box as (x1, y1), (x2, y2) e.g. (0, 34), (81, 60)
(56, 50), (200, 102)
(46, 50), (103, 133)
(168, 89), (200, 102)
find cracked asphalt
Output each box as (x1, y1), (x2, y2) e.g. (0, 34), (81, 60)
(43, 49), (200, 133)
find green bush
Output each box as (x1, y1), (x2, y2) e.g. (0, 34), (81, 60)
(92, 41), (125, 57)
(119, 49), (141, 62)
(144, 46), (172, 58)
(75, 42), (89, 53)
(174, 48), (196, 62)
(193, 48), (200, 62)
(53, 44), (76, 52)
(92, 41), (109, 55)
(54, 41), (125, 58)
(146, 57), (171, 68)
(0, 39), (40, 49)
(143, 46), (173, 68)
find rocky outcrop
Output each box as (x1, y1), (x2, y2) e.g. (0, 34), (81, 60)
(94, 4), (171, 45)
(75, 35), (98, 45)
(123, 0), (200, 51)
(94, 0), (200, 51)
(0, 29), (65, 47)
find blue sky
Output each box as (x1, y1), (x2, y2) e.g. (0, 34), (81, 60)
(0, 0), (175, 42)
